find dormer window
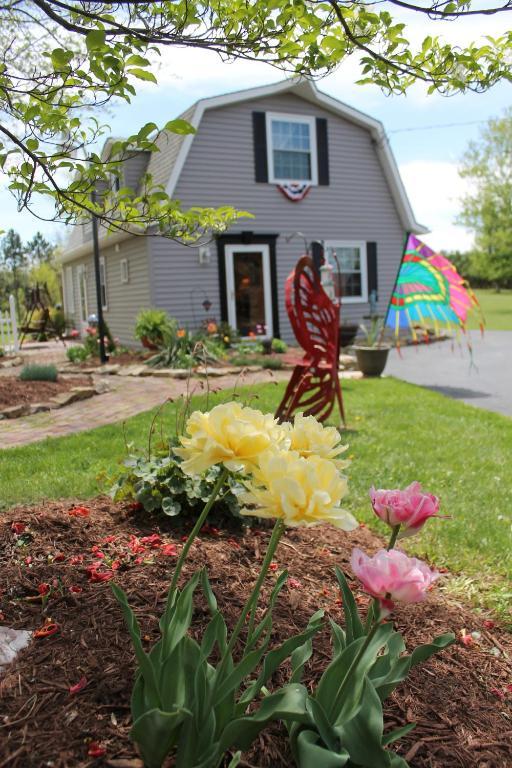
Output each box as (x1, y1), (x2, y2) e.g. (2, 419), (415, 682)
(266, 113), (318, 185)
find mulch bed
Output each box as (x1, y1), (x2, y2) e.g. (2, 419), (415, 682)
(1, 499), (511, 768)
(0, 376), (92, 409)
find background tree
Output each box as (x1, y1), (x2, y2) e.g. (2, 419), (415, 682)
(0, 229), (27, 308)
(457, 110), (512, 290)
(26, 232), (55, 264)
(0, 1), (511, 241)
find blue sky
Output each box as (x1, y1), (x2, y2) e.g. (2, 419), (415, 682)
(1, 10), (509, 252)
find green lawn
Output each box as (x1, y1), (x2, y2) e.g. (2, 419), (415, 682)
(468, 288), (512, 331)
(1, 378), (511, 622)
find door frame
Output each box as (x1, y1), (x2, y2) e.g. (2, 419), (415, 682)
(217, 233), (280, 339)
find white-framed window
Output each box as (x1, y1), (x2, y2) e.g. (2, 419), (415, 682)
(266, 112), (318, 185)
(64, 266), (75, 314)
(99, 256), (108, 310)
(120, 258), (129, 284)
(324, 241), (368, 303)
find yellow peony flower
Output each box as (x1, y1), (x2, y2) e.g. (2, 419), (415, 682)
(239, 450), (357, 530)
(175, 401), (288, 475)
(285, 414), (349, 470)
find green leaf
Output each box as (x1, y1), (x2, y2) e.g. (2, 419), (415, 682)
(335, 567), (364, 643)
(219, 684), (310, 752)
(294, 729), (350, 767)
(164, 118), (196, 135)
(382, 722), (416, 746)
(111, 583), (161, 707)
(86, 29), (106, 52)
(128, 67), (158, 83)
(131, 706), (191, 768)
(26, 138), (39, 152)
(338, 677), (390, 767)
(160, 571), (201, 659)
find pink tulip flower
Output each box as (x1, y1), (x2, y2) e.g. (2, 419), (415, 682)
(369, 482), (440, 537)
(351, 548), (440, 616)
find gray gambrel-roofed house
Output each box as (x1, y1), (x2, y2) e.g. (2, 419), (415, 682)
(60, 78), (427, 346)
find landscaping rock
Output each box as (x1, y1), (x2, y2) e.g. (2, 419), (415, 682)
(0, 403), (31, 419)
(93, 380), (111, 395)
(339, 354), (357, 369)
(96, 364), (120, 375)
(150, 368), (176, 378)
(50, 387), (96, 408)
(339, 370), (363, 380)
(0, 356), (23, 369)
(118, 365), (151, 377)
(0, 627), (32, 675)
(30, 402), (52, 414)
(195, 366), (241, 377)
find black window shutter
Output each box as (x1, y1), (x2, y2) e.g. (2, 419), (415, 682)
(366, 242), (378, 299)
(316, 118), (329, 185)
(252, 112), (268, 183)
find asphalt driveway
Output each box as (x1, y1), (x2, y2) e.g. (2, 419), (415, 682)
(384, 331), (511, 417)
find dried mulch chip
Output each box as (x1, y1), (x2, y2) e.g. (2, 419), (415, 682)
(1, 498), (511, 767)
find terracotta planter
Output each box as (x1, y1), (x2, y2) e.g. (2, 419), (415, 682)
(353, 345), (390, 377)
(140, 335), (160, 351)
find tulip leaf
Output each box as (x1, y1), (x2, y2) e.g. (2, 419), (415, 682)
(131, 706), (191, 768)
(382, 722), (417, 746)
(294, 729), (350, 767)
(335, 566), (364, 643)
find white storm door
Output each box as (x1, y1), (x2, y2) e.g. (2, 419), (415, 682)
(225, 244), (273, 339)
(77, 265), (88, 330)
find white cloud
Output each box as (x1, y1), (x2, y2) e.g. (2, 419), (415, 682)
(399, 160), (474, 251)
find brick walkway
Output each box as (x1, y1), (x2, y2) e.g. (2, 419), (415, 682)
(0, 369), (288, 449)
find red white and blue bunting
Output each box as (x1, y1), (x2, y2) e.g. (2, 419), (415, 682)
(277, 182), (312, 202)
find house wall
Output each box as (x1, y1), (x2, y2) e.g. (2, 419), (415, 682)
(149, 92), (406, 341)
(63, 236), (151, 346)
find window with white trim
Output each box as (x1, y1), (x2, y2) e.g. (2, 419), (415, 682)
(64, 266), (75, 314)
(324, 242), (368, 303)
(120, 258), (129, 284)
(266, 113), (318, 184)
(99, 256), (108, 310)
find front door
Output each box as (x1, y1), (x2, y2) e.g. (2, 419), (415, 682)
(225, 244), (273, 339)
(77, 265), (88, 331)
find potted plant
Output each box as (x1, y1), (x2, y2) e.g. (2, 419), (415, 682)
(353, 316), (391, 376)
(134, 309), (174, 350)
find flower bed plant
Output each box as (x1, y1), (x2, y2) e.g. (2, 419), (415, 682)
(19, 363), (58, 382)
(113, 404), (454, 768)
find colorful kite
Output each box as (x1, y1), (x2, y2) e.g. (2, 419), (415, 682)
(385, 234), (484, 344)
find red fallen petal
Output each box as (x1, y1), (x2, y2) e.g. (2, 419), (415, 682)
(69, 676), (88, 695)
(38, 583), (51, 595)
(11, 522), (26, 534)
(269, 562), (278, 572)
(490, 687), (505, 700)
(68, 555), (84, 565)
(181, 535), (188, 542)
(53, 553), (66, 562)
(34, 622), (59, 638)
(24, 556), (33, 565)
(128, 501), (143, 512)
(69, 506), (90, 517)
(141, 534), (162, 548)
(160, 544), (177, 557)
(506, 684), (512, 693)
(288, 578), (302, 589)
(93, 551), (105, 559)
(89, 570), (114, 583)
(87, 741), (106, 758)
(134, 557), (143, 565)
(460, 635), (474, 647)
(483, 620), (496, 629)
(227, 538), (240, 549)
(69, 585), (83, 594)
(102, 535), (116, 544)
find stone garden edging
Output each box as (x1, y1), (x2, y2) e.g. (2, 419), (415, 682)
(0, 382), (109, 421)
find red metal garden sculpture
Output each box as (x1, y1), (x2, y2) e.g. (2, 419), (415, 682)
(275, 255), (345, 425)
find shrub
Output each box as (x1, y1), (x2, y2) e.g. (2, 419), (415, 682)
(134, 308), (175, 348)
(66, 345), (89, 364)
(110, 441), (242, 523)
(19, 363), (58, 382)
(271, 337), (288, 353)
(83, 322), (116, 356)
(145, 326), (223, 369)
(231, 354), (283, 370)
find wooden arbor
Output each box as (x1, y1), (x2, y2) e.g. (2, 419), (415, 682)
(275, 256), (346, 425)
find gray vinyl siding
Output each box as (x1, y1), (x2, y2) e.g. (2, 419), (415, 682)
(150, 92), (405, 341)
(124, 151), (150, 191)
(146, 106), (196, 189)
(63, 236), (151, 347)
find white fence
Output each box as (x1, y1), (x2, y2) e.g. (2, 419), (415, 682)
(0, 295), (19, 353)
